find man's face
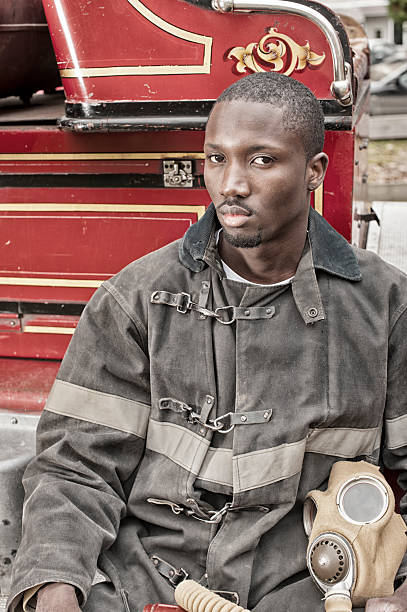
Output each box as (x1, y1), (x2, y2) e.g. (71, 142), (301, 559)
(204, 100), (321, 249)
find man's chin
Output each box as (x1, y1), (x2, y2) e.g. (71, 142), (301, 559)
(222, 229), (262, 249)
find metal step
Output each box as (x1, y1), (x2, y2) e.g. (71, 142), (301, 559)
(0, 595), (8, 612)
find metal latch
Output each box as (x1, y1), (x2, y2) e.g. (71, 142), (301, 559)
(163, 160), (193, 187)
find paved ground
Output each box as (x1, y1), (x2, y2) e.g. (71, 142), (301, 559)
(367, 201), (407, 274)
(369, 140), (407, 183)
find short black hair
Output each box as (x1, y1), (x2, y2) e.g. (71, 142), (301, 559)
(214, 72), (325, 161)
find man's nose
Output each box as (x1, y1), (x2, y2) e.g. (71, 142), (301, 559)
(220, 163), (250, 198)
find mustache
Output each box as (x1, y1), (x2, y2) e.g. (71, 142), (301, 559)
(216, 198), (253, 215)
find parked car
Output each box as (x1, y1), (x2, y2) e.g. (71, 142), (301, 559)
(369, 39), (399, 64)
(371, 61), (407, 94)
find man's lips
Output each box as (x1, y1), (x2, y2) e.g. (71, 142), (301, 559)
(218, 203), (252, 216)
(218, 203), (252, 228)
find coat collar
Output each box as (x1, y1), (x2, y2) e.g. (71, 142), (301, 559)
(179, 203), (361, 282)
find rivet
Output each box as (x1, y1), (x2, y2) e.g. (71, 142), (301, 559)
(153, 293), (159, 300)
(263, 411), (269, 419)
(202, 282), (209, 289)
(9, 320), (16, 327)
(244, 310), (250, 316)
(10, 418), (17, 425)
(266, 308), (272, 314)
(199, 428), (206, 435)
(240, 415), (247, 422)
(169, 570), (174, 577)
(161, 400), (168, 408)
(152, 558), (159, 566)
(308, 307), (318, 318)
(207, 397), (212, 404)
(204, 572), (208, 579)
(199, 315), (206, 320)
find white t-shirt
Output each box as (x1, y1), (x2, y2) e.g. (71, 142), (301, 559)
(216, 229), (294, 288)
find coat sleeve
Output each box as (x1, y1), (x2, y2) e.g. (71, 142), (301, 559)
(8, 283), (151, 608)
(382, 305), (407, 580)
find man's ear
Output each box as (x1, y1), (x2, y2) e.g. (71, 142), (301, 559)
(306, 152), (329, 191)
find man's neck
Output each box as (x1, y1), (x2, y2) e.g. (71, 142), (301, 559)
(218, 225), (307, 285)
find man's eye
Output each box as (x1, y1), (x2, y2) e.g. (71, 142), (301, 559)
(252, 156), (273, 166)
(207, 154), (225, 163)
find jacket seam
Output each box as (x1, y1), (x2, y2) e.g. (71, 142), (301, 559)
(308, 236), (325, 316)
(102, 282), (148, 351)
(28, 475), (126, 505)
(389, 302), (407, 336)
(317, 274), (330, 428)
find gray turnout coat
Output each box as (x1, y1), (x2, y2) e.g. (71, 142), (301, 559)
(8, 205), (407, 611)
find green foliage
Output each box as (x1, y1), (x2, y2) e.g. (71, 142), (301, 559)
(389, 0), (407, 24)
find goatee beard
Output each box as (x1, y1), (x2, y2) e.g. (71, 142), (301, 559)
(222, 229), (262, 248)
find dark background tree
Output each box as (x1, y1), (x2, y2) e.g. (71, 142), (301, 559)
(389, 0), (407, 43)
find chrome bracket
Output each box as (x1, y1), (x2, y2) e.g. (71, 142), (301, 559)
(163, 160), (193, 188)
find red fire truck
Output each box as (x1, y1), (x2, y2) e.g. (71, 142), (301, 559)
(0, 0), (370, 605)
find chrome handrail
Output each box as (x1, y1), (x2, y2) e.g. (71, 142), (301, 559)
(212, 0), (353, 106)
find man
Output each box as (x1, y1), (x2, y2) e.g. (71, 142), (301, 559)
(8, 72), (407, 612)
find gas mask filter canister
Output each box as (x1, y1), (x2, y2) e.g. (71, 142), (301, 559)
(303, 461), (407, 612)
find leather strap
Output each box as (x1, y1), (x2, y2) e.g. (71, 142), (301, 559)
(151, 291), (275, 324)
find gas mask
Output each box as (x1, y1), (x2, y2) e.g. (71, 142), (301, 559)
(303, 461), (407, 612)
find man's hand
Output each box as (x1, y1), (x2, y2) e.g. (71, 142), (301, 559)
(366, 579), (407, 612)
(36, 583), (81, 612)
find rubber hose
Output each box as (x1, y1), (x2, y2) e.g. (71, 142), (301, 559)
(324, 594), (353, 612)
(174, 580), (250, 612)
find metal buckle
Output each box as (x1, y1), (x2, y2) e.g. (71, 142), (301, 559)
(168, 566), (189, 587)
(150, 554), (189, 588)
(210, 412), (234, 434)
(214, 306), (236, 325)
(208, 502), (232, 522)
(187, 502), (232, 524)
(186, 410), (204, 425)
(213, 590), (240, 604)
(147, 498), (184, 514)
(176, 292), (193, 313)
(148, 498), (232, 525)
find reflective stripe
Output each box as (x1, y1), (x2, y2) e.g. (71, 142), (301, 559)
(146, 419), (210, 474)
(306, 426), (381, 457)
(197, 427), (382, 492)
(199, 447), (233, 486)
(233, 438), (307, 493)
(143, 420), (383, 491)
(386, 414), (407, 449)
(45, 379), (150, 439)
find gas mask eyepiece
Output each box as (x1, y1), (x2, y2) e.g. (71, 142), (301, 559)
(304, 461), (407, 612)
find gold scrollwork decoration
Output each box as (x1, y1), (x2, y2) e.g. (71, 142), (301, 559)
(228, 27), (325, 76)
